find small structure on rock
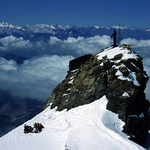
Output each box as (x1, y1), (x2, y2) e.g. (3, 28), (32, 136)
(69, 54), (92, 71)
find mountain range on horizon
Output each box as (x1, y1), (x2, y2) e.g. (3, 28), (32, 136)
(1, 22), (150, 60)
(0, 22), (150, 41)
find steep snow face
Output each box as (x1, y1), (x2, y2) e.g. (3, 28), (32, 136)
(0, 96), (145, 150)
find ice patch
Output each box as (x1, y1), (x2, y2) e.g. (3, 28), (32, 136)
(122, 92), (130, 97)
(67, 88), (71, 91)
(63, 94), (68, 96)
(68, 79), (74, 84)
(100, 62), (103, 66)
(128, 72), (140, 86)
(128, 113), (144, 118)
(116, 70), (123, 76)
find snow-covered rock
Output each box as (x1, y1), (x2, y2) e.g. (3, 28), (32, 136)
(47, 45), (149, 146)
(0, 22), (24, 30)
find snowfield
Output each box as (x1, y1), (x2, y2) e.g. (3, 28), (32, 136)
(0, 96), (145, 150)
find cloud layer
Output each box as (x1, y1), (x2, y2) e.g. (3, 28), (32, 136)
(0, 36), (32, 51)
(1, 35), (150, 59)
(0, 35), (112, 57)
(0, 55), (73, 101)
(1, 35), (150, 102)
(1, 35), (150, 58)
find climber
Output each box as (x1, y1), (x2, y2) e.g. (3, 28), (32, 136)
(24, 124), (28, 133)
(36, 122), (44, 132)
(24, 124), (33, 133)
(24, 123), (44, 134)
(33, 122), (44, 133)
(111, 30), (118, 47)
(33, 123), (39, 133)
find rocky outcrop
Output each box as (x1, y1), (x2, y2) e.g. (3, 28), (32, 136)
(46, 45), (149, 146)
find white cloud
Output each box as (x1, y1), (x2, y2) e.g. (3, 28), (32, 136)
(0, 57), (18, 71)
(0, 55), (73, 101)
(49, 36), (62, 45)
(63, 36), (85, 43)
(10, 39), (31, 49)
(49, 35), (112, 55)
(0, 35), (32, 51)
(0, 35), (150, 103)
(27, 24), (56, 34)
(121, 38), (150, 48)
(0, 34), (150, 59)
(0, 35), (18, 46)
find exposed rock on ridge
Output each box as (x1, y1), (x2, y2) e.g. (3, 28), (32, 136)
(46, 44), (149, 146)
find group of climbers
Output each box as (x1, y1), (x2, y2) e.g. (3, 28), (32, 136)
(24, 122), (44, 134)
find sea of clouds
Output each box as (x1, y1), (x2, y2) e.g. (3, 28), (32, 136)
(0, 35), (112, 57)
(0, 55), (73, 101)
(0, 35), (150, 102)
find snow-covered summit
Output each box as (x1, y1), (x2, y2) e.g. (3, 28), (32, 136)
(0, 96), (145, 150)
(97, 45), (143, 87)
(112, 25), (129, 30)
(46, 45), (149, 147)
(0, 22), (24, 30)
(97, 45), (138, 61)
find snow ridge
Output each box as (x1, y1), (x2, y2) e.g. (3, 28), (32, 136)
(0, 96), (145, 150)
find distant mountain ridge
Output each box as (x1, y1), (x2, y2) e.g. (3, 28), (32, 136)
(0, 22), (150, 41)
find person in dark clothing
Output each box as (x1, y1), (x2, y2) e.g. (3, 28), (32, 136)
(33, 123), (39, 133)
(36, 123), (44, 132)
(24, 123), (44, 133)
(24, 124), (28, 133)
(111, 30), (117, 47)
(33, 122), (44, 133)
(24, 124), (33, 133)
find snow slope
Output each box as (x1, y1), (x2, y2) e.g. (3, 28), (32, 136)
(0, 96), (145, 150)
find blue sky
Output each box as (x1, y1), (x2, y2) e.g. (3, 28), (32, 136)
(0, 0), (150, 28)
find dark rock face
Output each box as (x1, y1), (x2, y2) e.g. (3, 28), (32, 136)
(46, 45), (149, 146)
(69, 54), (92, 71)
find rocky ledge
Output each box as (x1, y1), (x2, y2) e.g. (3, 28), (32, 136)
(46, 44), (149, 146)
